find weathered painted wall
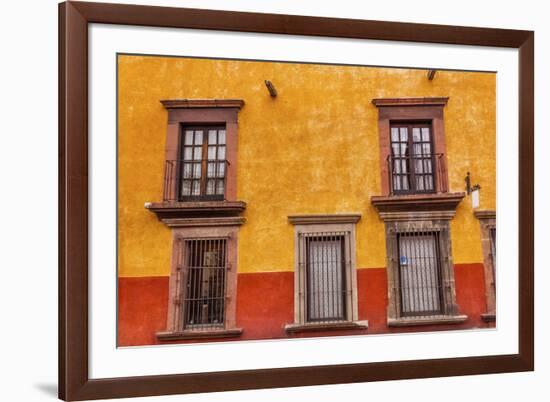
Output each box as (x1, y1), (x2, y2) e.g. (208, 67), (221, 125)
(118, 263), (491, 346)
(118, 55), (496, 278)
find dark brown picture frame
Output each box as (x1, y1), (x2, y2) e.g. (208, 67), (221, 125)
(59, 1), (534, 400)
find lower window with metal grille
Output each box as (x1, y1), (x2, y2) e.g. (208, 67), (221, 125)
(183, 238), (227, 330)
(286, 215), (365, 333)
(385, 222), (465, 326)
(305, 234), (347, 322)
(397, 231), (444, 317)
(299, 232), (352, 323)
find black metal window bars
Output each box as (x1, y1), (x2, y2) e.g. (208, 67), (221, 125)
(397, 229), (445, 318)
(298, 231), (352, 323)
(182, 238), (227, 330)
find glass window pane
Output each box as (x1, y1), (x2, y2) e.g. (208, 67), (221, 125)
(184, 130), (193, 145)
(216, 179), (224, 195)
(208, 146), (217, 160)
(412, 128), (421, 142)
(394, 159), (401, 174)
(218, 162), (225, 178)
(415, 159), (424, 174)
(393, 176), (401, 191)
(207, 162), (216, 178)
(402, 175), (409, 190)
(191, 180), (200, 195)
(183, 163), (193, 178)
(422, 127), (430, 141)
(183, 147), (192, 160)
(400, 127), (408, 141)
(391, 127), (399, 142)
(194, 130), (203, 145)
(218, 130), (226, 144)
(180, 180), (192, 196)
(193, 163), (201, 178)
(416, 176), (425, 190)
(425, 176), (434, 190)
(422, 143), (431, 155)
(208, 130), (217, 145)
(217, 146), (226, 160)
(401, 159), (408, 174)
(206, 179), (216, 195)
(193, 147), (202, 160)
(391, 143), (400, 156)
(413, 143), (422, 156)
(424, 159), (433, 173)
(400, 143), (408, 156)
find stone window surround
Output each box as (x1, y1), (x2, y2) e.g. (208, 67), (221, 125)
(285, 214), (368, 333)
(383, 214), (467, 327)
(160, 99), (244, 203)
(474, 210), (496, 323)
(372, 97), (450, 196)
(156, 219), (244, 341)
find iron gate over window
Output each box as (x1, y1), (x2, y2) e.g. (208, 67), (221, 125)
(397, 229), (444, 317)
(183, 238), (227, 330)
(300, 232), (350, 323)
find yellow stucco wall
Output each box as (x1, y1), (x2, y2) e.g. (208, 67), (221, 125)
(118, 55), (496, 277)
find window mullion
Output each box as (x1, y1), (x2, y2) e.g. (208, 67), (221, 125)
(200, 131), (208, 196)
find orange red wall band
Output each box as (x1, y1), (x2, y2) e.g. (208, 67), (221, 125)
(118, 263), (493, 347)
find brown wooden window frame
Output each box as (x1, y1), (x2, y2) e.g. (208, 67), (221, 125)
(178, 125), (228, 201)
(389, 121), (438, 195)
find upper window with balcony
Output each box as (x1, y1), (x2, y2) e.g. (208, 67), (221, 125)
(156, 99), (244, 206)
(371, 97), (451, 197)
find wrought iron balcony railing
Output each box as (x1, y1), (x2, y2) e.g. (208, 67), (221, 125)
(386, 153), (448, 196)
(163, 159), (230, 202)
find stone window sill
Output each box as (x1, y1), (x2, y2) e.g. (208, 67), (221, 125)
(145, 200), (247, 220)
(156, 328), (243, 341)
(284, 320), (368, 334)
(388, 315), (467, 327)
(481, 313), (496, 323)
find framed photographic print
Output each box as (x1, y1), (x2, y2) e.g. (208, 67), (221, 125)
(59, 1), (534, 400)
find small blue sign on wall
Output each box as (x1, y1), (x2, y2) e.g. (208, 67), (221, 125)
(400, 256), (408, 265)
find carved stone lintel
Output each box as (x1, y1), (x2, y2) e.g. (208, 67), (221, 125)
(288, 214), (361, 225)
(162, 216), (246, 228)
(378, 210), (457, 221)
(160, 99), (245, 109)
(372, 97), (449, 107)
